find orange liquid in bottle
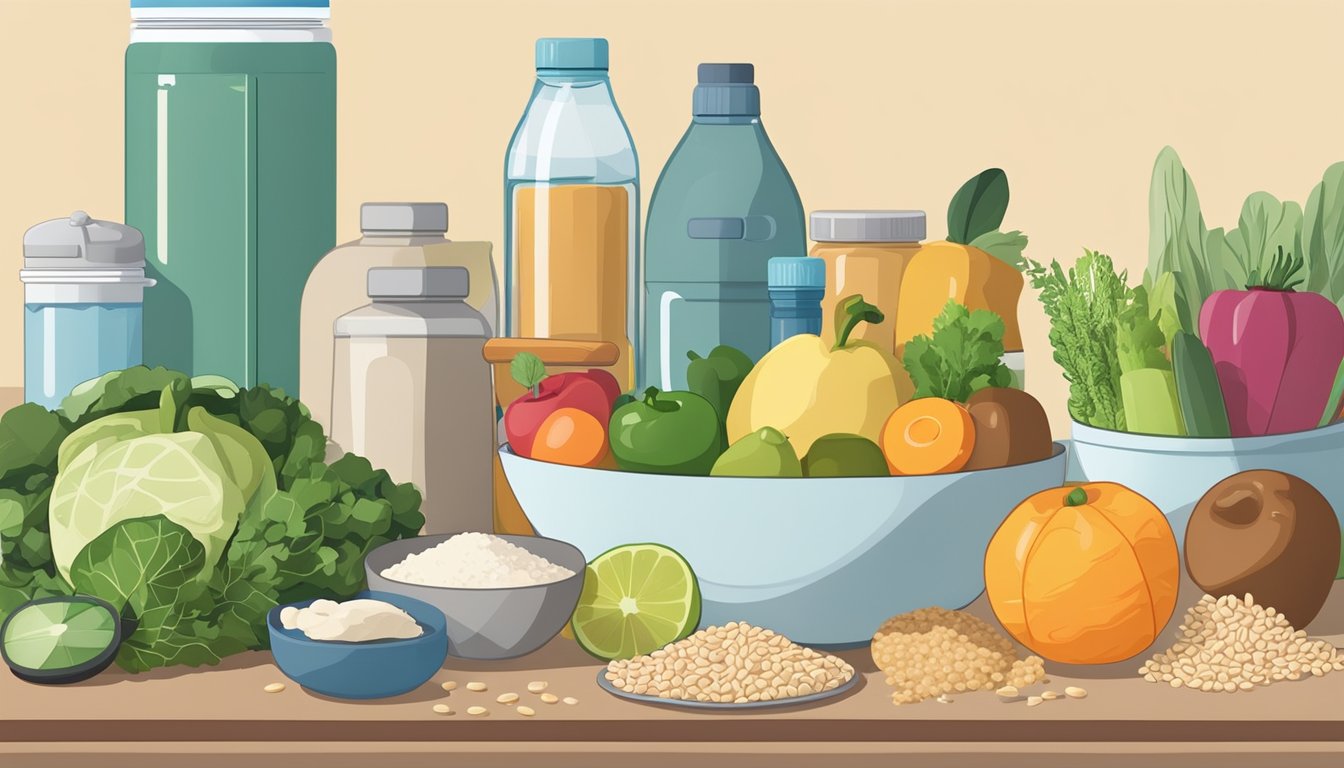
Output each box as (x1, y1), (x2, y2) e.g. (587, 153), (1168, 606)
(513, 184), (635, 391)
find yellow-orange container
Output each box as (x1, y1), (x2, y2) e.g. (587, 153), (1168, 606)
(893, 241), (1026, 397)
(809, 211), (926, 351)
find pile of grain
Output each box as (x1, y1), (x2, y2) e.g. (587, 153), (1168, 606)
(604, 621), (854, 704)
(1139, 593), (1344, 692)
(380, 532), (574, 588)
(872, 606), (1046, 705)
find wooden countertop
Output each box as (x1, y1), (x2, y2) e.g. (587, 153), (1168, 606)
(3, 385), (1343, 766)
(5, 577), (1344, 768)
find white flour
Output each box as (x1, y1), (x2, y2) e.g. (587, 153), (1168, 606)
(381, 532), (575, 588)
(280, 598), (423, 642)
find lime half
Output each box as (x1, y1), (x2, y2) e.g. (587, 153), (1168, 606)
(571, 543), (701, 661)
(2, 596), (122, 684)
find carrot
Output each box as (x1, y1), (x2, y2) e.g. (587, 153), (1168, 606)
(880, 398), (976, 475)
(531, 407), (610, 467)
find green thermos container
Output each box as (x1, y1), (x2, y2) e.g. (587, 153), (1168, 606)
(125, 0), (336, 395)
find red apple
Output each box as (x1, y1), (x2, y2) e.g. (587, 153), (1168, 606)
(569, 369), (622, 411)
(505, 375), (611, 457)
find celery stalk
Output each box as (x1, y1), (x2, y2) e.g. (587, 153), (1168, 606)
(1120, 369), (1186, 436)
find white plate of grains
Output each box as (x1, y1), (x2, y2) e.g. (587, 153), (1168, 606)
(595, 670), (860, 711)
(596, 621), (860, 710)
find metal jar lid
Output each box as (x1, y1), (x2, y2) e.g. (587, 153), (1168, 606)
(810, 210), (927, 243)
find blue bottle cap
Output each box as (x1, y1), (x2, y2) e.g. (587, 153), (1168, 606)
(536, 38), (610, 70)
(694, 63), (761, 117)
(768, 257), (825, 290)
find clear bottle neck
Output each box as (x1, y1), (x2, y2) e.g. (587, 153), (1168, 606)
(536, 69), (611, 87)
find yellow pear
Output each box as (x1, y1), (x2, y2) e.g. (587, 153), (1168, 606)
(727, 295), (902, 456)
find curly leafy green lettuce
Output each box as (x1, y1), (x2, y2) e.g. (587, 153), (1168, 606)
(0, 366), (424, 673)
(901, 300), (1013, 403)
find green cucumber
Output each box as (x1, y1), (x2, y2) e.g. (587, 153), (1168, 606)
(2, 596), (122, 684)
(1319, 357), (1344, 428)
(1172, 331), (1231, 438)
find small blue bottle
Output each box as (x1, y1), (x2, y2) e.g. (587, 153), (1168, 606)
(767, 257), (824, 347)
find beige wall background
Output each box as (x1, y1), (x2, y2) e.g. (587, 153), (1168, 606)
(1, 0), (1341, 436)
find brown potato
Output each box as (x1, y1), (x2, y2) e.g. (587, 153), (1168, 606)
(1185, 470), (1340, 629)
(962, 388), (1053, 470)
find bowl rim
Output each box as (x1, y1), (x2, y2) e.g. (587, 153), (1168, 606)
(1071, 418), (1344, 451)
(266, 590), (446, 648)
(364, 532), (587, 594)
(498, 442), (1068, 480)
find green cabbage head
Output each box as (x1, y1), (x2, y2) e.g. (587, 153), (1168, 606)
(47, 384), (273, 585)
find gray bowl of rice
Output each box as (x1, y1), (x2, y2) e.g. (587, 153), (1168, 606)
(364, 532), (586, 660)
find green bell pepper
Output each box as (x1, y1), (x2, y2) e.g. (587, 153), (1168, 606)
(609, 387), (721, 475)
(685, 345), (754, 450)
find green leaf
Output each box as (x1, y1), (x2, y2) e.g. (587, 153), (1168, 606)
(1224, 192), (1303, 290)
(66, 516), (236, 671)
(510, 352), (547, 395)
(1204, 228), (1241, 293)
(1147, 147), (1212, 337)
(1302, 161), (1344, 310)
(1115, 286), (1168, 375)
(947, 168), (1009, 245)
(0, 405), (71, 481)
(58, 366), (193, 426)
(969, 230), (1029, 271)
(68, 516), (207, 618)
(901, 300), (1011, 402)
(1145, 271), (1189, 348)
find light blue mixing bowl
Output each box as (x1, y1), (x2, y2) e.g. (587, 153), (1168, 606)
(1068, 420), (1344, 543)
(499, 444), (1069, 647)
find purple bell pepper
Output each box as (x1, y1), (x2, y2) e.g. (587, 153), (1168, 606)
(1198, 248), (1344, 436)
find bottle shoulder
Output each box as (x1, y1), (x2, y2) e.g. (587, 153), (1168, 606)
(505, 80), (638, 184)
(647, 121), (803, 222)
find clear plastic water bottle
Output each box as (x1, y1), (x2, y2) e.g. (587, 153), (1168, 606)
(767, 257), (824, 348)
(504, 38), (639, 392)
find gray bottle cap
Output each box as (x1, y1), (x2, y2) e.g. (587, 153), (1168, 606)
(810, 210), (927, 243)
(368, 267), (469, 300)
(23, 210), (145, 268)
(693, 63), (760, 117)
(360, 203), (449, 235)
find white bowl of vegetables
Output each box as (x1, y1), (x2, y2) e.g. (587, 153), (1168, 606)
(501, 299), (1069, 646)
(1033, 147), (1344, 540)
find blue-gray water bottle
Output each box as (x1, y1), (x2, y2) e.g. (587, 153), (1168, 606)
(767, 257), (825, 347)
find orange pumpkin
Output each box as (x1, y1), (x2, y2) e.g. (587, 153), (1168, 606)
(983, 482), (1180, 665)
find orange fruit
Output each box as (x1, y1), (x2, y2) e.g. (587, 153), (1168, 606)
(879, 398), (975, 475)
(983, 482), (1180, 664)
(530, 407), (609, 468)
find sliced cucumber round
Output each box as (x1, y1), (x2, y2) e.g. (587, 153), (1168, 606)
(2, 596), (122, 684)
